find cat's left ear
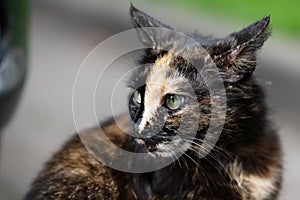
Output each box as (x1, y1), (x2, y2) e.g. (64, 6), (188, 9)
(130, 4), (172, 48)
(210, 16), (271, 82)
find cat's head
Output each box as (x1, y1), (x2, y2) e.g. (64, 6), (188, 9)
(128, 5), (270, 158)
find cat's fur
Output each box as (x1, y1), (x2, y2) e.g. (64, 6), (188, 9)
(25, 5), (282, 200)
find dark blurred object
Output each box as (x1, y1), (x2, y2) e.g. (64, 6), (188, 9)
(0, 0), (28, 132)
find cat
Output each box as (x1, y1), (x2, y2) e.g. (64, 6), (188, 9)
(25, 5), (282, 200)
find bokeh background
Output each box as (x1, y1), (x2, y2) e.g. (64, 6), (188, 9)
(0, 0), (300, 199)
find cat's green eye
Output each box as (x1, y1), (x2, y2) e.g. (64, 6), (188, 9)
(133, 90), (141, 104)
(166, 94), (182, 110)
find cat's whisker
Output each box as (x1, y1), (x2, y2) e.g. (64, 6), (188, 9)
(170, 149), (182, 168)
(186, 146), (229, 184)
(180, 138), (232, 182)
(183, 137), (233, 160)
(187, 141), (232, 175)
(180, 151), (217, 191)
(178, 153), (190, 170)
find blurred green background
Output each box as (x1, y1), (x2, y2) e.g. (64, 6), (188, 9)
(161, 0), (300, 37)
(6, 0), (29, 51)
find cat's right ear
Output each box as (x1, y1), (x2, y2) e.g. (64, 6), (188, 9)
(130, 4), (171, 48)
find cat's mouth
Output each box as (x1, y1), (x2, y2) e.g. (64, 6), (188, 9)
(136, 136), (173, 153)
(146, 144), (158, 152)
(135, 135), (193, 159)
(136, 137), (158, 152)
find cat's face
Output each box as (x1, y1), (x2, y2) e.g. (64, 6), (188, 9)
(128, 51), (207, 157)
(128, 5), (270, 158)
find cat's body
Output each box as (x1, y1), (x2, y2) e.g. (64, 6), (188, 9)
(25, 5), (282, 200)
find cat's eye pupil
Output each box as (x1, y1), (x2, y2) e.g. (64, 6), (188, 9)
(166, 95), (181, 110)
(133, 90), (141, 104)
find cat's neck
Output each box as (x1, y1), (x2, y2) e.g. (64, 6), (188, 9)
(131, 147), (234, 199)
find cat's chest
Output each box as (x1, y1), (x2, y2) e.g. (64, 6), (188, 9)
(131, 163), (244, 200)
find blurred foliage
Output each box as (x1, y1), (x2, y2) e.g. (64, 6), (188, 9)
(162, 0), (300, 37)
(6, 0), (29, 51)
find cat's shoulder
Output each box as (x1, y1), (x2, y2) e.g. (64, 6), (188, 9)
(24, 115), (132, 200)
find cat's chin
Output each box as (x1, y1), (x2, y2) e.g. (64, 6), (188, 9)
(135, 138), (191, 159)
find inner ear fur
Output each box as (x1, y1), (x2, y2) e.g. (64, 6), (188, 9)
(210, 16), (271, 83)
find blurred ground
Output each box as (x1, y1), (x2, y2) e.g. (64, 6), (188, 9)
(0, 1), (300, 199)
